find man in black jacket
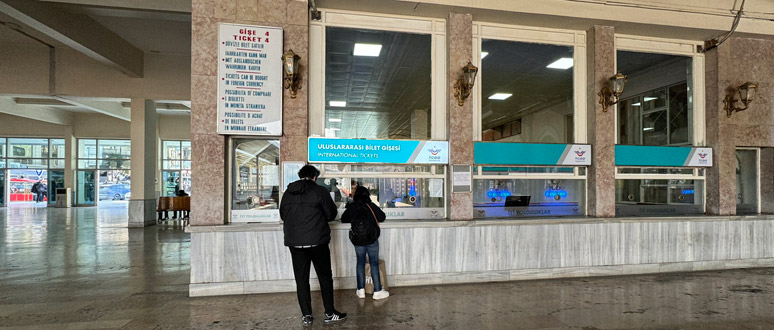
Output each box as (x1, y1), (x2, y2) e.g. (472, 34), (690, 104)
(280, 165), (346, 326)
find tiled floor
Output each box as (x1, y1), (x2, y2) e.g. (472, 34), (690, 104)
(1, 205), (774, 329)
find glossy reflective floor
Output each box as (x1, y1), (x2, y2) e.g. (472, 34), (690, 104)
(1, 205), (774, 329)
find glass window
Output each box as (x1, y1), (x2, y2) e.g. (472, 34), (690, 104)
(78, 139), (97, 158)
(325, 27), (432, 139)
(736, 149), (759, 215)
(9, 138), (48, 158)
(617, 51), (692, 146)
(0, 138), (6, 158)
(50, 139), (65, 159)
(615, 179), (704, 216)
(473, 168), (585, 219)
(315, 164), (446, 219)
(231, 139), (280, 212)
(98, 140), (131, 159)
(163, 141), (182, 160)
(182, 141), (192, 160)
(481, 40), (574, 143)
(7, 158), (47, 169)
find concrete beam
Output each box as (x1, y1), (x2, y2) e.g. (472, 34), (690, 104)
(37, 0), (191, 13)
(0, 96), (72, 125)
(56, 96), (130, 121)
(0, 0), (145, 77)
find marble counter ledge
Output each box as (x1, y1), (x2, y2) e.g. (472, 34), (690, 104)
(185, 214), (774, 233)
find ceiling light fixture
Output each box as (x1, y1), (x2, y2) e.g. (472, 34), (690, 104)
(546, 57), (574, 69)
(481, 51), (489, 59)
(488, 93), (512, 100)
(643, 97), (658, 102)
(329, 101), (346, 107)
(328, 118), (342, 122)
(631, 102), (641, 106)
(353, 43), (382, 57)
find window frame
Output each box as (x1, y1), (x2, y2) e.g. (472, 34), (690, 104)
(309, 9), (447, 140)
(614, 34), (706, 146)
(472, 22), (588, 143)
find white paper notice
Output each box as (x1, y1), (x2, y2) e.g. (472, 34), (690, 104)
(217, 23), (283, 136)
(261, 165), (279, 186)
(429, 179), (444, 198)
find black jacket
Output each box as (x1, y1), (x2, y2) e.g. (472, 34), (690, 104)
(280, 179), (338, 247)
(341, 201), (386, 225)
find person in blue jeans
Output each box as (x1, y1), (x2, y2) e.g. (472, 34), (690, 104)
(341, 186), (389, 300)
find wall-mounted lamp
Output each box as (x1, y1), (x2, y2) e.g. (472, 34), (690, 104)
(723, 82), (757, 117)
(598, 73), (627, 112)
(282, 49), (301, 98)
(453, 61), (478, 106)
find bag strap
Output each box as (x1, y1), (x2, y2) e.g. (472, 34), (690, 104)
(365, 203), (380, 227)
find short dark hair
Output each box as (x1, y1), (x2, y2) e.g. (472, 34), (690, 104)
(298, 165), (320, 179)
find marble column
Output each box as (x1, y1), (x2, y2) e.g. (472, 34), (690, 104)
(447, 12), (473, 220)
(63, 125), (75, 206)
(585, 26), (616, 218)
(129, 99), (158, 227)
(190, 0), (309, 226)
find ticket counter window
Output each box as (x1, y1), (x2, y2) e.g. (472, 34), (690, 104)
(316, 164), (445, 220)
(325, 27), (432, 140)
(472, 167), (586, 218)
(231, 139), (280, 214)
(615, 168), (705, 216)
(736, 149), (759, 215)
(617, 51), (693, 146)
(480, 40), (574, 143)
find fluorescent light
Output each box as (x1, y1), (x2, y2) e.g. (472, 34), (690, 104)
(488, 93), (512, 100)
(329, 101), (346, 107)
(328, 118), (342, 122)
(644, 97), (658, 102)
(632, 102), (641, 106)
(643, 127), (654, 131)
(353, 43), (382, 57)
(546, 57), (573, 70)
(329, 128), (341, 131)
(481, 51), (489, 59)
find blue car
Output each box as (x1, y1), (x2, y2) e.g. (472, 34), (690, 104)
(99, 184), (131, 201)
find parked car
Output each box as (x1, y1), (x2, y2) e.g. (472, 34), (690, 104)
(99, 184), (131, 201)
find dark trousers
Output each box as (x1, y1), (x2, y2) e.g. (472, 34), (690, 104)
(289, 244), (335, 316)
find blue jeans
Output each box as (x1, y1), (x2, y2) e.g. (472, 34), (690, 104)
(355, 240), (381, 291)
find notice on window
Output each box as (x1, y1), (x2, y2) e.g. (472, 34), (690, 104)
(217, 23), (283, 136)
(452, 165), (471, 193)
(429, 178), (444, 198)
(282, 161), (305, 192)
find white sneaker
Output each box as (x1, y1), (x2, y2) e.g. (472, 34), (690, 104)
(356, 289), (365, 298)
(373, 290), (390, 300)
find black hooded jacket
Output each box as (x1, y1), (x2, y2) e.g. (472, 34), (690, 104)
(280, 179), (338, 247)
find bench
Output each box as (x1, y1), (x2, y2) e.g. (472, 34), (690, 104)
(157, 196), (190, 225)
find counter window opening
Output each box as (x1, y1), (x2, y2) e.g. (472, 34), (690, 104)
(613, 38), (707, 217)
(229, 138), (280, 223)
(472, 166), (587, 219)
(313, 164), (446, 220)
(472, 24), (588, 219)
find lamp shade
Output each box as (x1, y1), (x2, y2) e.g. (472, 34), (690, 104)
(738, 82), (757, 104)
(462, 61), (478, 87)
(610, 73), (627, 96)
(283, 49), (299, 76)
